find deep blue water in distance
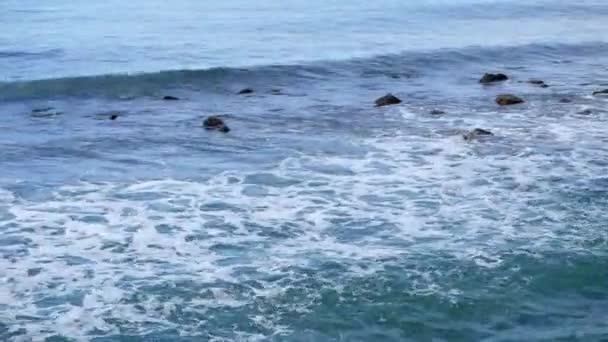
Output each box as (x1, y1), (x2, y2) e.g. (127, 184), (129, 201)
(1, 0), (608, 341)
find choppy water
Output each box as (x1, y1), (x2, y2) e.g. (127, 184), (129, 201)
(1, 0), (608, 341)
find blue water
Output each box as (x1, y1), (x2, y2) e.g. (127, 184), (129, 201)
(1, 0), (608, 341)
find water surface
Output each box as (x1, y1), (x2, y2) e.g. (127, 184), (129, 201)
(1, 1), (608, 341)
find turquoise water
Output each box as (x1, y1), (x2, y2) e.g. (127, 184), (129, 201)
(1, 1), (608, 341)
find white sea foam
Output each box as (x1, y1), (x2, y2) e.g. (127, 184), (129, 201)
(1, 101), (607, 340)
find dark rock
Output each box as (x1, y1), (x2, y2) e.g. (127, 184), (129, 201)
(110, 114), (118, 120)
(32, 107), (54, 113)
(496, 94), (524, 106)
(479, 73), (508, 84)
(578, 109), (593, 115)
(204, 116), (223, 127)
(430, 110), (446, 115)
(528, 79), (549, 88)
(592, 89), (608, 96)
(27, 268), (42, 277)
(163, 96), (179, 101)
(375, 93), (402, 107)
(238, 88), (254, 95)
(559, 98), (573, 103)
(203, 116), (230, 132)
(472, 128), (493, 135)
(185, 234), (207, 242)
(463, 128), (494, 141)
(31, 107), (62, 118)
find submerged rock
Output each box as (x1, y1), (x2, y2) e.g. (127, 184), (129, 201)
(430, 109), (446, 115)
(496, 94), (524, 106)
(95, 111), (122, 121)
(528, 79), (549, 88)
(463, 128), (494, 141)
(592, 89), (608, 96)
(32, 107), (54, 113)
(559, 98), (573, 103)
(479, 73), (508, 84)
(30, 107), (62, 118)
(27, 268), (42, 277)
(238, 88), (254, 95)
(163, 95), (179, 101)
(578, 109), (593, 115)
(375, 93), (402, 107)
(203, 116), (230, 132)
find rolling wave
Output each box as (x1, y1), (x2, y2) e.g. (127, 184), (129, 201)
(1, 42), (607, 101)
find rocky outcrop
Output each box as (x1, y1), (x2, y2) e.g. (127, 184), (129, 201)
(578, 109), (593, 115)
(463, 128), (494, 141)
(238, 88), (254, 95)
(375, 93), (402, 107)
(30, 107), (62, 118)
(32, 107), (54, 113)
(480, 73), (508, 84)
(27, 268), (42, 277)
(593, 89), (608, 96)
(496, 94), (524, 106)
(203, 116), (230, 132)
(528, 79), (549, 88)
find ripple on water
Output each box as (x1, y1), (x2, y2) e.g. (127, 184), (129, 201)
(1, 100), (608, 340)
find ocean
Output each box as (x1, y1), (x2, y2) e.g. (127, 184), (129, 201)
(1, 0), (608, 341)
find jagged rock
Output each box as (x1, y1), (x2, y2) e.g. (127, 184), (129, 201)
(480, 73), (508, 84)
(375, 93), (402, 107)
(163, 96), (179, 101)
(578, 109), (593, 115)
(32, 107), (54, 113)
(238, 88), (254, 95)
(528, 79), (549, 88)
(203, 116), (230, 132)
(27, 268), (42, 277)
(463, 128), (494, 141)
(593, 89), (608, 96)
(496, 94), (524, 106)
(31, 107), (62, 118)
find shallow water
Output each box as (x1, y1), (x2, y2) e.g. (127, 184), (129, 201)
(1, 1), (608, 341)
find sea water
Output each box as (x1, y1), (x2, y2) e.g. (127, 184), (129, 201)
(1, 0), (608, 341)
